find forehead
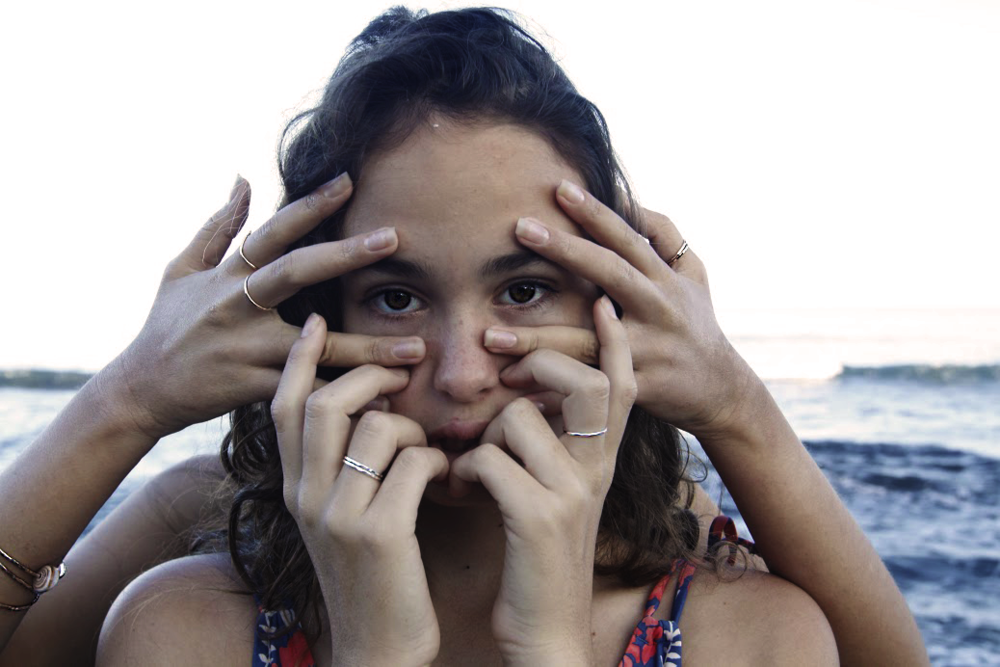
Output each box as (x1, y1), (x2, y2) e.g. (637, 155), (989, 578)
(342, 119), (586, 257)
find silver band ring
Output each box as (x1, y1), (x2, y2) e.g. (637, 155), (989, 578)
(667, 240), (689, 267)
(564, 427), (608, 438)
(239, 231), (259, 270)
(342, 456), (385, 482)
(243, 274), (273, 311)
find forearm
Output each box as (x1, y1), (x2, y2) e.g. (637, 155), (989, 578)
(695, 374), (928, 665)
(0, 360), (159, 654)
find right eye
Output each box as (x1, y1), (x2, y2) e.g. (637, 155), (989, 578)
(371, 289), (423, 315)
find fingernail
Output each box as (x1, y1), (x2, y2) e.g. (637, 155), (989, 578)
(301, 313), (320, 338)
(484, 329), (517, 349)
(320, 172), (352, 199)
(533, 401), (547, 413)
(558, 179), (585, 205)
(602, 296), (618, 320)
(392, 338), (425, 360)
(515, 217), (549, 245)
(364, 227), (397, 251)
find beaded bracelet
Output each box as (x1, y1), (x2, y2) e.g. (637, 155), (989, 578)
(0, 544), (66, 612)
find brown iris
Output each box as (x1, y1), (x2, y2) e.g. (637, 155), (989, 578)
(507, 283), (536, 304)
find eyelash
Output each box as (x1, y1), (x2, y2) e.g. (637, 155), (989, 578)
(365, 280), (559, 318)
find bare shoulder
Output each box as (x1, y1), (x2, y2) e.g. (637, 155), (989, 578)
(97, 552), (257, 667)
(682, 566), (838, 666)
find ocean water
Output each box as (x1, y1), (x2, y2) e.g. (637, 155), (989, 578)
(1, 307), (997, 665)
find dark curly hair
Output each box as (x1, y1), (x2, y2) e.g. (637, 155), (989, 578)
(208, 5), (700, 642)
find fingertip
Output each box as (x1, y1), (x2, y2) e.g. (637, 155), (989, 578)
(484, 328), (518, 350)
(300, 313), (325, 339)
(601, 295), (619, 320)
(557, 179), (586, 206)
(390, 337), (425, 361)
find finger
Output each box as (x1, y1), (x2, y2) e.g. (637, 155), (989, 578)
(232, 172), (353, 272)
(553, 179), (667, 278)
(514, 217), (663, 314)
(368, 447), (448, 531)
(260, 325), (426, 368)
(240, 227), (399, 310)
(448, 443), (537, 515)
(593, 295), (637, 449)
(639, 207), (707, 284)
(479, 398), (574, 489)
(270, 313), (327, 488)
(499, 348), (610, 457)
(299, 365), (410, 495)
(171, 176), (251, 276)
(332, 411), (428, 516)
(484, 325), (598, 365)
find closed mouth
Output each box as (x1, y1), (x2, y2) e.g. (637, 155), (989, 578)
(427, 419), (490, 454)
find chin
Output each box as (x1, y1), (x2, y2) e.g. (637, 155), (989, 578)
(421, 475), (496, 507)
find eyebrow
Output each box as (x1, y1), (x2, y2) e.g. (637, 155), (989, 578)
(356, 249), (560, 281)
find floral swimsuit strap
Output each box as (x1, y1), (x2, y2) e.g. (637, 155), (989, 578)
(708, 515), (758, 566)
(620, 558), (696, 667)
(251, 594), (316, 667)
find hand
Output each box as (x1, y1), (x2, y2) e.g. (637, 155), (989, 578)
(112, 174), (427, 439)
(272, 314), (447, 666)
(484, 180), (755, 438)
(450, 297), (636, 664)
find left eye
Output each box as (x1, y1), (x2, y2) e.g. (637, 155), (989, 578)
(499, 282), (546, 306)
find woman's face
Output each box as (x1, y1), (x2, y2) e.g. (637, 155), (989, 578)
(340, 118), (600, 464)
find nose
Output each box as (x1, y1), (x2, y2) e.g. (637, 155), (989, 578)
(430, 313), (504, 403)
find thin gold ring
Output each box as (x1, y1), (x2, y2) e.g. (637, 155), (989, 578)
(239, 231), (259, 270)
(667, 240), (689, 267)
(243, 274), (272, 311)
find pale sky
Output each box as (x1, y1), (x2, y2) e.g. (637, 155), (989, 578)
(2, 0), (998, 371)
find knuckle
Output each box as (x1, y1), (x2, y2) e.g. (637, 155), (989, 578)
(338, 236), (364, 266)
(613, 262), (639, 291)
(270, 254), (302, 287)
(365, 338), (383, 364)
(474, 442), (503, 463)
(296, 500), (321, 531)
(318, 335), (338, 365)
(304, 391), (337, 420)
(587, 372), (612, 402)
(579, 335), (599, 363)
(506, 397), (538, 418)
(584, 195), (604, 221)
(621, 378), (639, 405)
(392, 446), (425, 472)
(354, 410), (390, 439)
(270, 394), (294, 426)
(300, 192), (323, 213)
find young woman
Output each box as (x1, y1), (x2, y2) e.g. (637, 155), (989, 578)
(2, 7), (925, 666)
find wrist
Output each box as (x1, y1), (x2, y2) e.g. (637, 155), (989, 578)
(86, 353), (168, 443)
(688, 362), (774, 448)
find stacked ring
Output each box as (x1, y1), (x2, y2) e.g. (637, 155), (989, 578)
(243, 275), (273, 311)
(667, 240), (689, 267)
(564, 427), (608, 438)
(342, 456), (385, 482)
(239, 231), (259, 270)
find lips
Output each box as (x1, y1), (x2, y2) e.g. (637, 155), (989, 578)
(427, 419), (490, 453)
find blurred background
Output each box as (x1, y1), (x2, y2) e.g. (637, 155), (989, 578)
(1, 1), (997, 664)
